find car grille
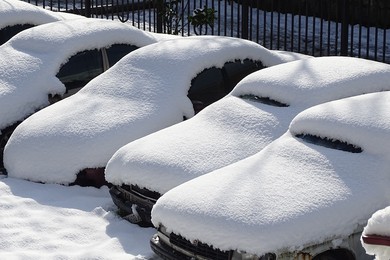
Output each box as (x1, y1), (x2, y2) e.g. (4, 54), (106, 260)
(121, 184), (161, 201)
(169, 232), (231, 260)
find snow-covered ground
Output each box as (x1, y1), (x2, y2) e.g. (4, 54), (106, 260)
(0, 177), (156, 259)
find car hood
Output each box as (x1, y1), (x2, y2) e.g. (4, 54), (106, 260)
(151, 92), (390, 256)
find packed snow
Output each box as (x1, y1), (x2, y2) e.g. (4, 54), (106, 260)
(0, 18), (167, 132)
(0, 0), (80, 30)
(106, 56), (390, 196)
(151, 91), (390, 258)
(4, 35), (288, 185)
(0, 177), (157, 259)
(362, 206), (390, 260)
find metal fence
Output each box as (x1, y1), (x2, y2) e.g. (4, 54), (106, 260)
(23, 0), (390, 63)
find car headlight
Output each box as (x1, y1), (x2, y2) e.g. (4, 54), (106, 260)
(232, 251), (276, 260)
(158, 225), (168, 235)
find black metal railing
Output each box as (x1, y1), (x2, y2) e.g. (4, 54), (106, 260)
(22, 0), (389, 63)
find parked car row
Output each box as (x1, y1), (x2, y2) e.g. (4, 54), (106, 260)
(149, 90), (390, 260)
(3, 34), (292, 186)
(107, 56), (390, 228)
(1, 1), (389, 260)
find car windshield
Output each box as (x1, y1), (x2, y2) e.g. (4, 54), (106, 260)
(0, 24), (35, 45)
(296, 133), (363, 153)
(106, 43), (138, 66)
(188, 59), (263, 113)
(240, 94), (289, 107)
(56, 48), (104, 95)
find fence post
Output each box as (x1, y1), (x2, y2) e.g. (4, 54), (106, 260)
(84, 0), (92, 18)
(156, 0), (164, 33)
(241, 0), (249, 39)
(340, 0), (349, 56)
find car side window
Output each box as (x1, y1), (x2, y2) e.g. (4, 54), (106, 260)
(106, 43), (138, 66)
(187, 67), (225, 113)
(296, 134), (363, 153)
(0, 24), (35, 45)
(56, 49), (104, 96)
(187, 59), (264, 114)
(222, 59), (264, 92)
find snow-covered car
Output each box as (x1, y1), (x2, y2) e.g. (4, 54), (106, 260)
(0, 18), (173, 170)
(150, 91), (390, 260)
(3, 35), (291, 187)
(361, 206), (390, 260)
(0, 0), (81, 45)
(105, 56), (390, 226)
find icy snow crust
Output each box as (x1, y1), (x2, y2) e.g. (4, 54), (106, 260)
(4, 35), (286, 184)
(106, 56), (390, 194)
(0, 0), (81, 30)
(151, 91), (390, 257)
(0, 18), (166, 132)
(362, 206), (390, 260)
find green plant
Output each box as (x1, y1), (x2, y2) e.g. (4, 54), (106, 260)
(156, 0), (217, 35)
(188, 6), (217, 35)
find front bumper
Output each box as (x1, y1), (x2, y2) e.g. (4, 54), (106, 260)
(109, 185), (158, 227)
(362, 234), (390, 247)
(150, 231), (215, 260)
(150, 233), (195, 260)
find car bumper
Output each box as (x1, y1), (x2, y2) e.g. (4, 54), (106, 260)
(109, 185), (156, 226)
(362, 234), (390, 247)
(150, 232), (195, 260)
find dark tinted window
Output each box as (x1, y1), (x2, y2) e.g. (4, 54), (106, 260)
(240, 94), (289, 107)
(0, 24), (35, 45)
(56, 49), (104, 96)
(296, 134), (362, 153)
(187, 59), (264, 113)
(188, 67), (225, 112)
(222, 59), (264, 92)
(106, 43), (138, 66)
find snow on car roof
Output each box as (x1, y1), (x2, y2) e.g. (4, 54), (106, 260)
(105, 56), (390, 194)
(151, 91), (390, 257)
(290, 92), (390, 158)
(230, 56), (390, 106)
(362, 206), (390, 260)
(4, 35), (287, 185)
(0, 0), (81, 29)
(0, 18), (164, 131)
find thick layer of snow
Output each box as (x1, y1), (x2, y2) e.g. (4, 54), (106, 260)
(0, 0), (81, 30)
(362, 206), (390, 260)
(0, 177), (156, 259)
(106, 57), (390, 195)
(151, 91), (390, 257)
(4, 35), (287, 185)
(0, 18), (166, 131)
